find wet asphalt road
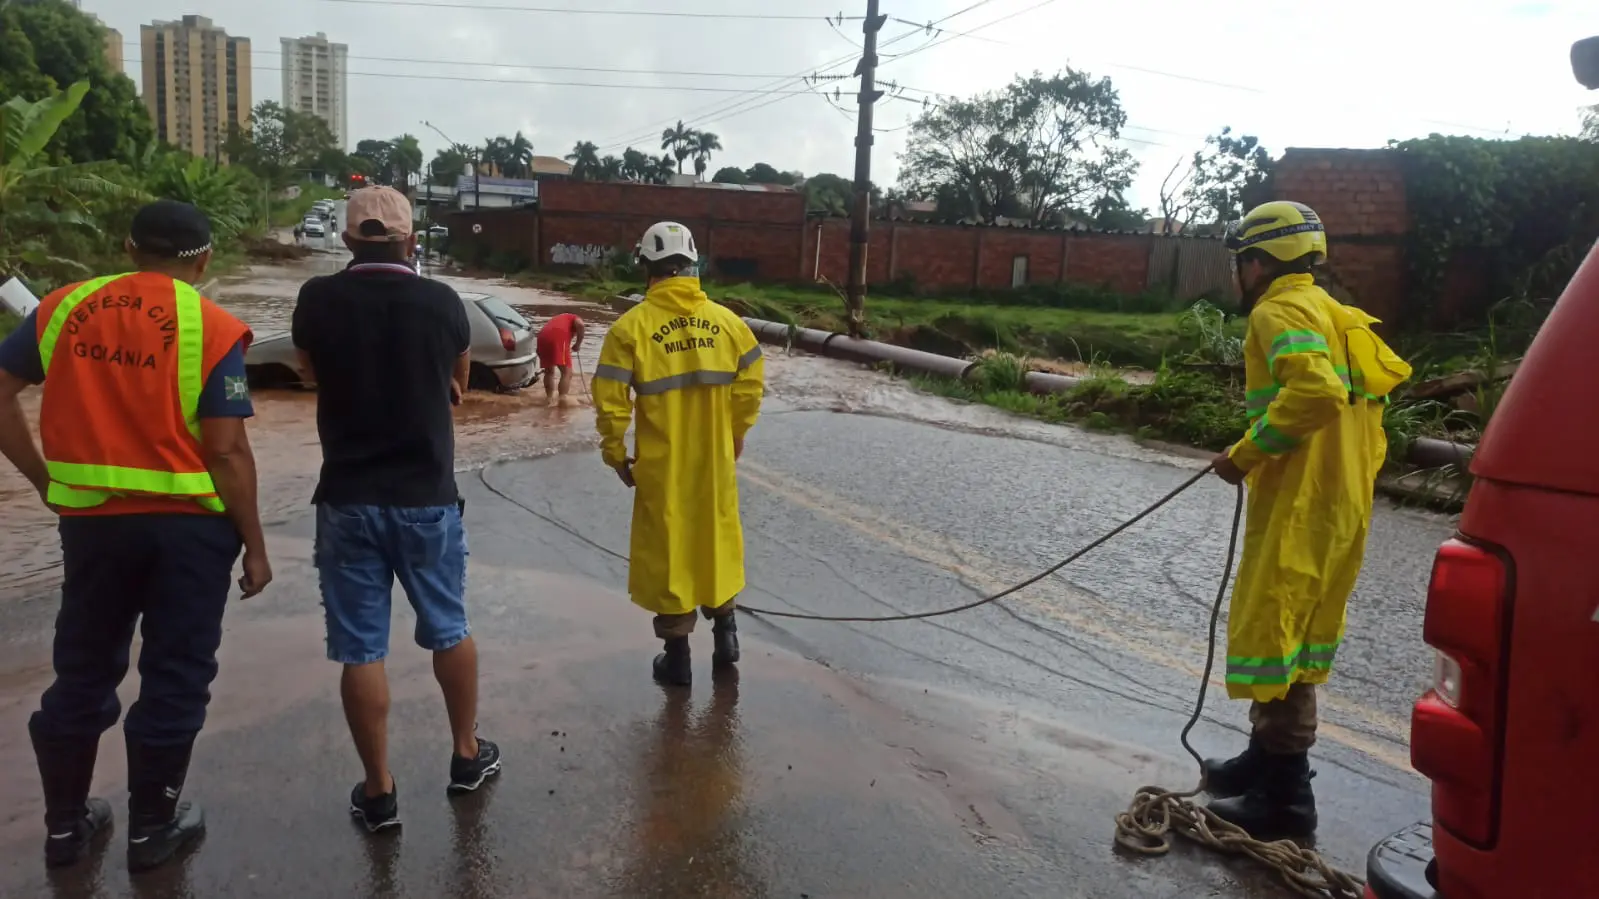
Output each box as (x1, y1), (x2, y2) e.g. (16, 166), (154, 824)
(0, 299), (1451, 896)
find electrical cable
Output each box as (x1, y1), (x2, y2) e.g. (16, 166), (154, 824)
(321, 0), (860, 20)
(476, 459), (1364, 897)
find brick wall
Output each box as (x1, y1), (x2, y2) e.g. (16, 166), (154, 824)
(1271, 148), (1410, 323)
(446, 180), (1169, 296)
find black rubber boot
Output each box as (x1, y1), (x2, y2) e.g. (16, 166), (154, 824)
(30, 717), (113, 869)
(652, 637), (692, 687)
(126, 737), (206, 873)
(1201, 737), (1268, 798)
(1206, 752), (1318, 838)
(711, 613), (740, 669)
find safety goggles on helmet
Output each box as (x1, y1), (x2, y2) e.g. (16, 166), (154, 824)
(1224, 221), (1325, 254)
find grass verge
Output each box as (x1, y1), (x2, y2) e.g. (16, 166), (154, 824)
(566, 277), (1225, 370)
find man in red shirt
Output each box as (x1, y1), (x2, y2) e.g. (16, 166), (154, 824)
(535, 312), (585, 405)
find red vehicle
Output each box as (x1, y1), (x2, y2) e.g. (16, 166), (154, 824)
(1363, 36), (1599, 899)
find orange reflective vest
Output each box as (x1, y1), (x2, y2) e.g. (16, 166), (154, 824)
(35, 272), (252, 513)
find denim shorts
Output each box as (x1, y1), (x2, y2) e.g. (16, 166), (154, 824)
(314, 503), (470, 664)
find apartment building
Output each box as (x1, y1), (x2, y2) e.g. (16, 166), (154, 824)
(281, 33), (348, 149)
(140, 16), (252, 160)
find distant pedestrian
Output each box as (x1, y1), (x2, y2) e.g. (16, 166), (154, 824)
(0, 200), (269, 872)
(292, 186), (500, 833)
(1204, 201), (1410, 837)
(594, 222), (765, 687)
(293, 223), (304, 246)
(536, 311), (586, 404)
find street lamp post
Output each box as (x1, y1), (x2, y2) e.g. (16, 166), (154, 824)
(421, 120), (479, 211)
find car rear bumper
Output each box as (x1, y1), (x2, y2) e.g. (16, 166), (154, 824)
(481, 357), (535, 389)
(1365, 821), (1438, 899)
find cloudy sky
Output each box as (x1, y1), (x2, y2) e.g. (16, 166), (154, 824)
(93, 0), (1596, 209)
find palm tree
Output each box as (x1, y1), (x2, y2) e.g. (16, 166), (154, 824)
(691, 131), (722, 180)
(660, 120), (695, 174)
(505, 131), (534, 178)
(480, 136), (510, 176)
(621, 147), (651, 182)
(597, 155), (625, 182)
(652, 155), (677, 185)
(565, 140), (601, 180)
(389, 133), (423, 187)
(0, 81), (141, 284)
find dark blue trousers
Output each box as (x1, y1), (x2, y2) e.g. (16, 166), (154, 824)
(33, 514), (242, 747)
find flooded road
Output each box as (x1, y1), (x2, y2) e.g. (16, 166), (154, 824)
(0, 243), (1447, 896)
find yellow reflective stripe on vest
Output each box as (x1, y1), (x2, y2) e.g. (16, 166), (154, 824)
(37, 274), (127, 372)
(38, 275), (221, 511)
(48, 481), (224, 512)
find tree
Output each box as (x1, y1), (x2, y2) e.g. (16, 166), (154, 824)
(597, 154), (625, 182)
(0, 81), (142, 285)
(430, 146), (470, 185)
(803, 173), (869, 216)
(144, 151), (259, 242)
(0, 0), (153, 164)
(1181, 127), (1273, 230)
(224, 100), (340, 188)
(621, 147), (651, 182)
(566, 140), (601, 180)
(898, 69), (1137, 225)
(502, 131), (533, 178)
(1583, 106), (1598, 141)
(652, 154), (677, 184)
(711, 166), (749, 184)
(354, 139), (394, 183)
(691, 131), (722, 179)
(745, 162), (801, 185)
(661, 120), (695, 174)
(390, 134), (423, 187)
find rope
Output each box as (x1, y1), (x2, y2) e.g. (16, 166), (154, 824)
(1110, 483), (1364, 899)
(475, 462), (1365, 897)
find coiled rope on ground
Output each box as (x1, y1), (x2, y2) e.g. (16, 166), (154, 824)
(477, 462), (1366, 898)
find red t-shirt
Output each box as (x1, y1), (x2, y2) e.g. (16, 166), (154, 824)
(538, 313), (580, 345)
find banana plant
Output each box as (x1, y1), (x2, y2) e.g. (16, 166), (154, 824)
(0, 81), (144, 287)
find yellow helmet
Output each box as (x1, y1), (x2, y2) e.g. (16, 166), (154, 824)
(1225, 201), (1327, 265)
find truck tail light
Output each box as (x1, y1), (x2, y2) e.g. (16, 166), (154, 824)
(498, 327), (517, 353)
(1410, 538), (1512, 848)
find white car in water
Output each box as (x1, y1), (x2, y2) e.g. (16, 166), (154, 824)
(243, 290), (537, 392)
(300, 217), (326, 238)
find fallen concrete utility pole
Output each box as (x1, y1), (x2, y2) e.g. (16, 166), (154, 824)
(609, 294), (1475, 470)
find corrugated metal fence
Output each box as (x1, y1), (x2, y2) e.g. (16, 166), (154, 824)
(1147, 238), (1237, 302)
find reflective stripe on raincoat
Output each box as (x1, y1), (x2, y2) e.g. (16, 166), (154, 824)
(1224, 273), (1391, 702)
(593, 277), (765, 617)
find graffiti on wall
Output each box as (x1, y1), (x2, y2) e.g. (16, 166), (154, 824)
(550, 243), (610, 266)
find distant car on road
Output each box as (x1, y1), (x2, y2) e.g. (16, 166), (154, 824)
(244, 289), (537, 392)
(301, 217), (326, 238)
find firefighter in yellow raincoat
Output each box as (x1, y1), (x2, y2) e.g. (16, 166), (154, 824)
(593, 222), (765, 687)
(1203, 201), (1410, 837)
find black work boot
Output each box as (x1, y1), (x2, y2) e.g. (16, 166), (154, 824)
(711, 613), (740, 669)
(1205, 752), (1317, 838)
(30, 717), (113, 869)
(1202, 737), (1268, 798)
(653, 637), (692, 687)
(126, 737), (206, 873)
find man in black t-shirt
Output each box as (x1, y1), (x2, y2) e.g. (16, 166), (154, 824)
(291, 187), (501, 834)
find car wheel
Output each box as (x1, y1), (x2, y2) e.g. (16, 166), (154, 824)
(467, 363), (501, 393)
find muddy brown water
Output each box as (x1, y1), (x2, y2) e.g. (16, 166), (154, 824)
(0, 255), (621, 603)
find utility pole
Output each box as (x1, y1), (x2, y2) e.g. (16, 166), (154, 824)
(845, 0), (887, 338)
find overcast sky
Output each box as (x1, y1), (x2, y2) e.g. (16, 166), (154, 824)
(93, 0), (1596, 209)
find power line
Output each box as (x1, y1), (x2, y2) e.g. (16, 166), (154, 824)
(123, 59), (822, 93)
(321, 0), (860, 19)
(124, 41), (802, 79)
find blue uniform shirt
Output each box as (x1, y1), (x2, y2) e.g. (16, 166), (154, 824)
(0, 309), (254, 418)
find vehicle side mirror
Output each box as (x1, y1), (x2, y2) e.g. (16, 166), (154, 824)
(1575, 36), (1599, 89)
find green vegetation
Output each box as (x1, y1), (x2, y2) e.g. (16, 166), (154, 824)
(569, 276), (1222, 370)
(1394, 134), (1599, 326)
(0, 311), (17, 339)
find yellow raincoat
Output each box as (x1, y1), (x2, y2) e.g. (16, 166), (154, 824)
(593, 277), (765, 616)
(1224, 273), (1397, 702)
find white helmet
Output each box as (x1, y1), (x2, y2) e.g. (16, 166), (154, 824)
(636, 221), (698, 264)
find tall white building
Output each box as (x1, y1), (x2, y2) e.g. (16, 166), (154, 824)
(280, 32), (348, 149)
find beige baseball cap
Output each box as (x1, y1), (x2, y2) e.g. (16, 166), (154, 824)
(344, 186), (414, 242)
